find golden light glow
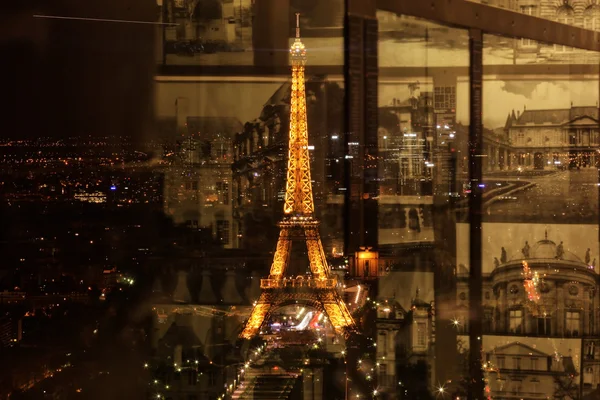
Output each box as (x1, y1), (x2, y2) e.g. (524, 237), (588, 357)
(269, 229), (292, 279)
(357, 250), (378, 259)
(283, 64), (314, 215)
(240, 17), (356, 340)
(324, 302), (356, 336)
(305, 227), (330, 279)
(240, 298), (270, 339)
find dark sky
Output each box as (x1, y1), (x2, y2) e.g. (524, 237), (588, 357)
(1, 0), (157, 143)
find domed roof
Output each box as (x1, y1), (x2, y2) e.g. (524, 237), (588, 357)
(532, 240), (564, 259)
(509, 232), (582, 263)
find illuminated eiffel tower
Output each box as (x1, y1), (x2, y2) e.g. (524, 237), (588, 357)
(240, 14), (357, 340)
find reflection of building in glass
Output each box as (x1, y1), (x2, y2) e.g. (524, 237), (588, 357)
(163, 0), (252, 49)
(452, 233), (600, 398)
(373, 233), (599, 399)
(505, 106), (599, 169)
(484, 340), (580, 399)
(374, 291), (435, 397)
(232, 78), (345, 252)
(163, 116), (241, 248)
(377, 83), (439, 246)
(378, 84), (434, 197)
(290, 0), (344, 28)
(150, 267), (256, 400)
(470, 1), (600, 64)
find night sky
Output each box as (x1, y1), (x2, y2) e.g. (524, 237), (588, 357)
(1, 0), (157, 143)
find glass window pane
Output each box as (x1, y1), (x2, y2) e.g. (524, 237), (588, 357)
(470, 32), (600, 400)
(377, 11), (470, 397)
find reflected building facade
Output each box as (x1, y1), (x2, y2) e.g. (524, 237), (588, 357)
(163, 117), (241, 248)
(232, 78), (346, 252)
(372, 233), (600, 399)
(454, 233), (600, 398)
(505, 105), (600, 169)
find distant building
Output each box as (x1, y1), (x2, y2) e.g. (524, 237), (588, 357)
(455, 233), (599, 398)
(232, 78), (345, 252)
(164, 0), (251, 46)
(163, 116), (241, 248)
(505, 105), (599, 169)
(374, 291), (434, 399)
(485, 341), (579, 399)
(149, 264), (258, 400)
(0, 316), (22, 347)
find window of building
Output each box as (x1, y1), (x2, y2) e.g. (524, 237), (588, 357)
(537, 316), (551, 335)
(192, 181), (198, 190)
(509, 309), (523, 334)
(216, 181), (229, 204)
(584, 367), (594, 385)
(520, 6), (537, 47)
(216, 220), (230, 245)
(208, 371), (216, 386)
(531, 378), (539, 393)
(566, 311), (580, 336)
(556, 6), (575, 51)
(586, 341), (595, 359)
(417, 322), (426, 346)
(455, 315), (468, 334)
(215, 146), (228, 159)
(496, 378), (506, 390)
(379, 363), (388, 386)
(513, 357), (521, 370)
(433, 86), (456, 110)
(188, 370), (197, 385)
(521, 5), (535, 15)
(512, 379), (522, 394)
(497, 356), (505, 369)
(530, 358), (538, 371)
(584, 6), (600, 31)
(483, 309), (493, 333)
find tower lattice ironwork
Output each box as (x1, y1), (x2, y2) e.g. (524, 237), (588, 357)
(240, 14), (357, 340)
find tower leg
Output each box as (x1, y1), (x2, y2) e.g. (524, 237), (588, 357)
(240, 293), (272, 339)
(269, 228), (292, 279)
(323, 302), (355, 336)
(305, 227), (330, 279)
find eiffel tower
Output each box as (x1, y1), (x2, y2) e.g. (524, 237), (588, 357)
(240, 14), (357, 340)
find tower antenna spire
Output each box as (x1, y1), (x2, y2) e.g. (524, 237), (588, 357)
(295, 12), (300, 38)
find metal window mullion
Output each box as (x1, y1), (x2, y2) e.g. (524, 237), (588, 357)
(468, 27), (485, 400)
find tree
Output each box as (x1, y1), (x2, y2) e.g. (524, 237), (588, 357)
(554, 374), (580, 400)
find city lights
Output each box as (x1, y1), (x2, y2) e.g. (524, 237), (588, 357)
(5, 2), (600, 400)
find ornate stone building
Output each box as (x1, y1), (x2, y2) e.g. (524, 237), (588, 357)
(505, 105), (599, 169)
(373, 233), (599, 399)
(455, 233), (600, 398)
(163, 116), (241, 248)
(374, 291), (435, 399)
